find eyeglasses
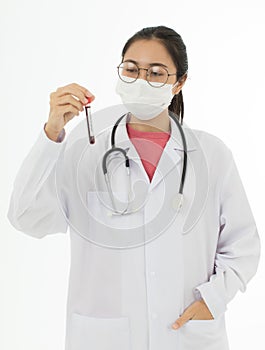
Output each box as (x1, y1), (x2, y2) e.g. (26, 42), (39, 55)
(117, 60), (177, 88)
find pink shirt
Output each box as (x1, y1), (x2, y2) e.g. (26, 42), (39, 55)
(126, 123), (170, 182)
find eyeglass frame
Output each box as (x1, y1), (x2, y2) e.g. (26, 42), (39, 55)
(117, 60), (178, 88)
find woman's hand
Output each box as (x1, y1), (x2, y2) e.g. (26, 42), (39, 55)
(171, 299), (214, 330)
(45, 83), (95, 141)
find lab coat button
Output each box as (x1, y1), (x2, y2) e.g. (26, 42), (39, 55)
(150, 271), (156, 276)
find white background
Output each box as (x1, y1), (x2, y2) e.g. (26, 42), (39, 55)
(1, 0), (264, 349)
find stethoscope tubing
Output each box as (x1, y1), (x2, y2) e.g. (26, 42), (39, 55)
(102, 112), (187, 213)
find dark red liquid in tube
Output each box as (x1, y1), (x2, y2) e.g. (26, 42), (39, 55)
(84, 97), (95, 144)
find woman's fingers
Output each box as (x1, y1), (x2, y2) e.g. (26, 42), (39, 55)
(45, 82), (95, 141)
(58, 105), (80, 119)
(172, 308), (194, 330)
(55, 83), (94, 104)
(171, 299), (213, 330)
(56, 95), (85, 112)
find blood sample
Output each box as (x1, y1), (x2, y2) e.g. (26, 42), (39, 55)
(84, 97), (95, 144)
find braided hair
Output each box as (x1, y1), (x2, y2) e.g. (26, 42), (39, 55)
(121, 26), (188, 125)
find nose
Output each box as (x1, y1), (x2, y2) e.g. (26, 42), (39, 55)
(138, 67), (148, 81)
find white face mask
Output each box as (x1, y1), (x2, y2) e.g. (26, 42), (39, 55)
(115, 78), (177, 120)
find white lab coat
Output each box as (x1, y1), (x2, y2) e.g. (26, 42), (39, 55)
(8, 113), (260, 350)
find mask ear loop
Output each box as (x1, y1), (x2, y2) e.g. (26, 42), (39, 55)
(171, 76), (186, 126)
(172, 73), (187, 92)
(172, 80), (179, 91)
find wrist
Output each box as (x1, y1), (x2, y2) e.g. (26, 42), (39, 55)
(44, 123), (63, 142)
(44, 123), (65, 142)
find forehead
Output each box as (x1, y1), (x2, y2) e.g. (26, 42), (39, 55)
(123, 39), (175, 68)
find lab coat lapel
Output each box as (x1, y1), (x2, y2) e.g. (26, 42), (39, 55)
(148, 117), (197, 191)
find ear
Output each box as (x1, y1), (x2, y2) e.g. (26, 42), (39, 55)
(172, 74), (188, 95)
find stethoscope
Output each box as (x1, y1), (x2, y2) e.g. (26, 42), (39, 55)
(102, 111), (187, 215)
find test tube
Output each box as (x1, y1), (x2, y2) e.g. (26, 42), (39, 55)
(84, 98), (95, 144)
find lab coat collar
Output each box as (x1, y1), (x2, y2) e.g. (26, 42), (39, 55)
(106, 112), (197, 190)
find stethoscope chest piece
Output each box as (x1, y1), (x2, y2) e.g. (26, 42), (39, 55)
(172, 193), (183, 212)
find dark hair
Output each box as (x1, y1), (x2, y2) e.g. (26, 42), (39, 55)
(121, 26), (188, 125)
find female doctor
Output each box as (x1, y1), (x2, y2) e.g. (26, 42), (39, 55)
(8, 26), (260, 350)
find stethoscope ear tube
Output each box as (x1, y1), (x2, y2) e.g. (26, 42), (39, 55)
(102, 112), (129, 175)
(102, 147), (130, 175)
(111, 113), (128, 148)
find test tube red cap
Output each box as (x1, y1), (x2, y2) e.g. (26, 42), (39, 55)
(86, 97), (92, 104)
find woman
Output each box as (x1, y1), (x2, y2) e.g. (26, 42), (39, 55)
(8, 26), (260, 350)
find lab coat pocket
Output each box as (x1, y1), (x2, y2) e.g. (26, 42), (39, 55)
(69, 312), (132, 350)
(180, 316), (229, 350)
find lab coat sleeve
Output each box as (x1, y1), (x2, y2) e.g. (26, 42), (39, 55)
(7, 127), (68, 238)
(194, 148), (261, 319)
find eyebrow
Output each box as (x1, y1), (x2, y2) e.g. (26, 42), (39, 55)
(123, 59), (168, 68)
